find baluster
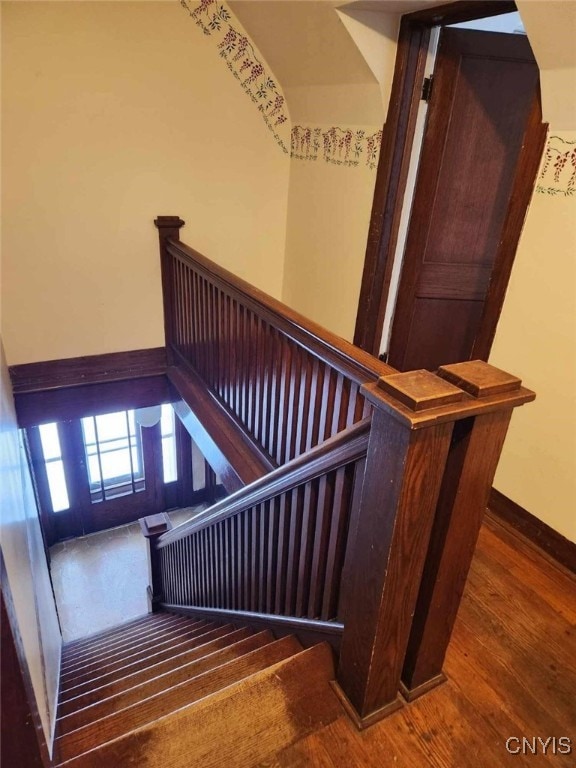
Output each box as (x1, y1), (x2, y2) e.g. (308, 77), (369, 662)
(242, 509), (251, 610)
(321, 464), (353, 620)
(249, 506), (260, 612)
(200, 528), (212, 606)
(260, 324), (272, 454)
(258, 502), (269, 613)
(294, 353), (312, 458)
(295, 480), (318, 617)
(208, 282), (216, 390)
(285, 485), (305, 615)
(276, 341), (292, 465)
(267, 328), (282, 459)
(318, 367), (337, 443)
(284, 343), (302, 462)
(274, 491), (290, 615)
(265, 497), (279, 614)
(181, 264), (190, 364)
(234, 514), (242, 611)
(304, 358), (322, 452)
(307, 472), (334, 619)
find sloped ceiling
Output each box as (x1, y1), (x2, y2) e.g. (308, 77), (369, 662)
(229, 1), (377, 88)
(228, 1), (450, 124)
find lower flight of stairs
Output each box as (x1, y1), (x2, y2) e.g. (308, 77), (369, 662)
(54, 611), (342, 767)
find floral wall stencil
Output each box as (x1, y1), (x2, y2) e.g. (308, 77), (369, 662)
(536, 135), (576, 196)
(291, 125), (382, 170)
(181, 1), (383, 170)
(181, 0), (290, 153)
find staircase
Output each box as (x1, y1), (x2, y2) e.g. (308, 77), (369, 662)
(54, 611), (342, 767)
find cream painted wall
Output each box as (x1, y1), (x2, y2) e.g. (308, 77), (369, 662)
(280, 7), (397, 342)
(1, 1), (290, 365)
(0, 342), (62, 750)
(488, 2), (576, 543)
(282, 145), (378, 340)
(490, 132), (576, 543)
(517, 0), (576, 128)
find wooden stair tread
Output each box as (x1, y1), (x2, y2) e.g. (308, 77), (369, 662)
(61, 615), (198, 667)
(57, 630), (275, 732)
(60, 619), (209, 682)
(59, 624), (237, 700)
(57, 626), (255, 716)
(55, 635), (304, 762)
(62, 614), (173, 654)
(55, 642), (341, 767)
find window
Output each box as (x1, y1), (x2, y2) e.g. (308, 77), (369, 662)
(81, 410), (145, 502)
(160, 404), (178, 484)
(38, 423), (70, 513)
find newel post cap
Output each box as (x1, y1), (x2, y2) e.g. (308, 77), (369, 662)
(436, 360), (522, 398)
(360, 361), (534, 429)
(154, 215), (185, 230)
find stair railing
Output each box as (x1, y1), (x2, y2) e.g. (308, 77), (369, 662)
(154, 417), (370, 641)
(147, 216), (535, 728)
(154, 216), (394, 469)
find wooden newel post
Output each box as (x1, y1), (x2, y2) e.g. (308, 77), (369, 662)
(401, 360), (535, 700)
(139, 513), (173, 613)
(336, 369), (463, 728)
(335, 361), (535, 728)
(154, 215), (185, 362)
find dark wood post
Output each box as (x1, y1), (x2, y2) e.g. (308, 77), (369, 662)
(335, 369), (464, 728)
(140, 513), (173, 613)
(335, 361), (535, 728)
(401, 360), (535, 700)
(154, 216), (185, 363)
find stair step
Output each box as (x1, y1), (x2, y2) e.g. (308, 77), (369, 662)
(57, 626), (254, 717)
(55, 635), (303, 762)
(57, 630), (275, 734)
(59, 624), (237, 700)
(60, 619), (208, 681)
(55, 642), (341, 768)
(62, 614), (169, 655)
(61, 615), (195, 668)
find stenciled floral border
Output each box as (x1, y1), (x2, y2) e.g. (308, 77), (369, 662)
(181, 1), (383, 170)
(291, 125), (382, 170)
(181, 0), (290, 153)
(536, 135), (576, 197)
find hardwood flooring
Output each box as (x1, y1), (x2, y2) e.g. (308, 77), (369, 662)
(269, 519), (576, 768)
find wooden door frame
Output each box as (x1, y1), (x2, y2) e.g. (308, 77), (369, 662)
(353, 0), (547, 359)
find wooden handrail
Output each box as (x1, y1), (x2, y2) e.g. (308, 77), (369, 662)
(165, 237), (395, 385)
(157, 416), (371, 548)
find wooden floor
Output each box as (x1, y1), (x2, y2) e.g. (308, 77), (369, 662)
(267, 518), (576, 768)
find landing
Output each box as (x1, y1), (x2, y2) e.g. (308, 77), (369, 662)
(50, 507), (202, 641)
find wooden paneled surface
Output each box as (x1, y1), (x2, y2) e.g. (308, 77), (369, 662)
(9, 347), (167, 394)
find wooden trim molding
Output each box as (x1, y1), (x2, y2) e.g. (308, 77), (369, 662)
(0, 551), (51, 767)
(488, 489), (576, 574)
(9, 347), (168, 394)
(161, 603), (343, 651)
